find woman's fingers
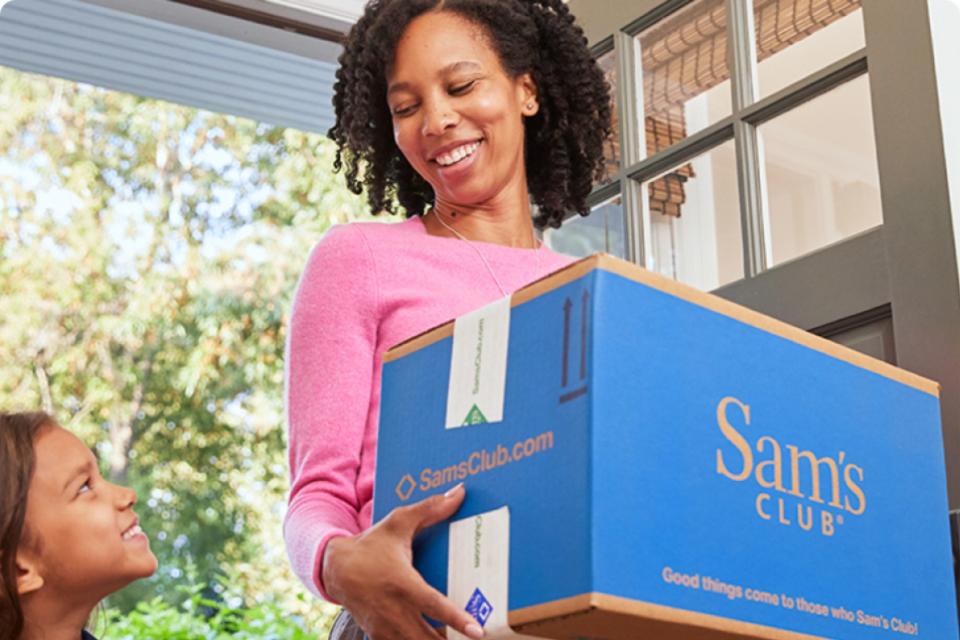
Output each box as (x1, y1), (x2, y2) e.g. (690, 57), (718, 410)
(387, 483), (466, 539)
(417, 615), (448, 640)
(408, 572), (484, 640)
(371, 609), (445, 640)
(414, 482), (466, 536)
(341, 487), (475, 640)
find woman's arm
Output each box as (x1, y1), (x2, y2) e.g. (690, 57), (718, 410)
(284, 224), (379, 601)
(284, 225), (483, 639)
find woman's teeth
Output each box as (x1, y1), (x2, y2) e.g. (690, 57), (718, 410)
(436, 141), (481, 167)
(122, 524), (143, 541)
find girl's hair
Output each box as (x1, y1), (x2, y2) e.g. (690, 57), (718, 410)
(0, 411), (52, 640)
(329, 0), (612, 229)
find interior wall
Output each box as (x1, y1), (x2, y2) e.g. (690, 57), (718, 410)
(568, 0), (663, 45)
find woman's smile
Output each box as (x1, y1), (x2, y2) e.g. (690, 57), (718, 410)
(432, 139), (483, 180)
(431, 138), (482, 167)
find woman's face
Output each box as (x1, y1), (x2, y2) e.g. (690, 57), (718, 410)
(387, 11), (537, 208)
(21, 425), (157, 599)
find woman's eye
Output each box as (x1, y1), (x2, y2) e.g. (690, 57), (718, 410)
(78, 479), (91, 495)
(450, 81), (475, 95)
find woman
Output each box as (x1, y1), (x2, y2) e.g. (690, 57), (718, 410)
(284, 1), (611, 638)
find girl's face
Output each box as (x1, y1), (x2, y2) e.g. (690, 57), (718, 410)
(21, 425), (156, 600)
(387, 11), (537, 208)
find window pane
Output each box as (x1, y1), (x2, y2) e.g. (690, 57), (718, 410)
(636, 0), (732, 158)
(597, 47), (620, 182)
(754, 0), (864, 99)
(760, 74), (881, 266)
(544, 196), (626, 259)
(641, 140), (742, 290)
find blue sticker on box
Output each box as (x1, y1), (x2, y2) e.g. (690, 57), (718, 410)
(466, 587), (493, 627)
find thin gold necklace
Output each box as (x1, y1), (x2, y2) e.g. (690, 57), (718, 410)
(431, 208), (543, 297)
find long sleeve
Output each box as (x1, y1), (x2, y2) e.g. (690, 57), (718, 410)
(283, 224), (380, 601)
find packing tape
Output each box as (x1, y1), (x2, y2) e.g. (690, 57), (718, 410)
(445, 296), (511, 429)
(447, 506), (540, 639)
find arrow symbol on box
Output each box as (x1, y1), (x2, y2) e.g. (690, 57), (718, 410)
(580, 289), (589, 381)
(562, 297), (572, 388)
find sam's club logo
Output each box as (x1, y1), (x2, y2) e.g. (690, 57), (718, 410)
(465, 588), (493, 627)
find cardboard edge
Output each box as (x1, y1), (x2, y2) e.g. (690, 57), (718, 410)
(383, 253), (939, 398)
(508, 593), (825, 640)
(507, 593), (594, 628)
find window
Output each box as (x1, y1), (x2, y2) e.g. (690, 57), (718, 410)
(760, 74), (880, 265)
(549, 0), (874, 290)
(545, 195), (627, 259)
(642, 140), (742, 289)
(753, 0), (864, 99)
(597, 46), (621, 183)
(635, 0), (732, 154)
(0, 0), (360, 628)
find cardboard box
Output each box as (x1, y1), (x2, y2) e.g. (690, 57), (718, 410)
(373, 255), (958, 639)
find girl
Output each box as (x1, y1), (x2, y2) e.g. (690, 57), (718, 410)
(0, 412), (157, 640)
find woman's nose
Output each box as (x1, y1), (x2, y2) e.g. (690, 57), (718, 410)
(421, 98), (458, 137)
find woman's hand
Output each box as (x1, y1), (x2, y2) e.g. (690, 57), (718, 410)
(322, 483), (484, 640)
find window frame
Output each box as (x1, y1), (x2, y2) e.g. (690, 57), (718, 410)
(581, 0), (870, 283)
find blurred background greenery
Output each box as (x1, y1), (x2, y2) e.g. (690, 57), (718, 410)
(0, 65), (377, 637)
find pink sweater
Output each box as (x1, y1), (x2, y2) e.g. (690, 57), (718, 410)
(284, 215), (574, 600)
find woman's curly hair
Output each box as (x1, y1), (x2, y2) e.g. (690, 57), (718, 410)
(328, 0), (612, 229)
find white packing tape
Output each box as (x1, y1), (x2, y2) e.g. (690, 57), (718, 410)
(445, 296), (511, 429)
(447, 506), (541, 639)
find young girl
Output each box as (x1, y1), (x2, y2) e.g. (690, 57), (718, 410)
(0, 412), (157, 640)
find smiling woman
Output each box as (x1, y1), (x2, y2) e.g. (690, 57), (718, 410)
(387, 13), (538, 231)
(283, 1), (611, 639)
(328, 0), (611, 231)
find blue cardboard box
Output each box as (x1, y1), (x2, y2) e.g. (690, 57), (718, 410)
(373, 255), (958, 639)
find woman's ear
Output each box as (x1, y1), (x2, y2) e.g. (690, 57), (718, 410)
(518, 73), (539, 116)
(16, 553), (44, 595)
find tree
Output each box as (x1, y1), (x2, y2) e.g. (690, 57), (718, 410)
(0, 65), (374, 630)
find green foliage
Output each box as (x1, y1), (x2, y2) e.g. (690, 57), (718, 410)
(97, 583), (323, 639)
(0, 65), (378, 631)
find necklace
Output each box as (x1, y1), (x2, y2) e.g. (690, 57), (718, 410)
(431, 208), (543, 298)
